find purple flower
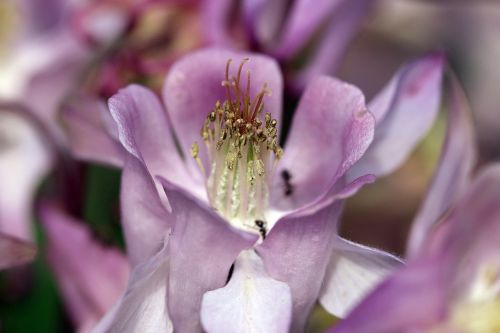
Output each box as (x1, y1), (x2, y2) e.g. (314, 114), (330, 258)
(89, 47), (444, 332)
(202, 0), (374, 91)
(326, 76), (500, 333)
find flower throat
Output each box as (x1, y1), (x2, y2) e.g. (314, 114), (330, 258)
(191, 58), (283, 232)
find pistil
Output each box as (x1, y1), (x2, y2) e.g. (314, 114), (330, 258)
(191, 58), (283, 233)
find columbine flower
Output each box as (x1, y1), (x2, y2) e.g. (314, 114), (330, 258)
(40, 203), (130, 333)
(90, 48), (443, 332)
(202, 0), (374, 91)
(326, 76), (500, 333)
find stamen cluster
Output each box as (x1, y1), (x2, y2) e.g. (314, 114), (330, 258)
(191, 58), (283, 231)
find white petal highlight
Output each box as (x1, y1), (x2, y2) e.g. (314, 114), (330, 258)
(201, 250), (292, 333)
(319, 237), (403, 318)
(92, 242), (172, 333)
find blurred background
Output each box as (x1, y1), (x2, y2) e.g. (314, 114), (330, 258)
(0, 0), (499, 332)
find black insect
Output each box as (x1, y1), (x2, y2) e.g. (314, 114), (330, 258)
(255, 219), (267, 239)
(281, 169), (294, 196)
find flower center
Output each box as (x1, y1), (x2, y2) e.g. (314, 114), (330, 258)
(450, 264), (500, 333)
(191, 58), (283, 234)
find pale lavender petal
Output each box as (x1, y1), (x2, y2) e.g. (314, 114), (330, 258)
(0, 233), (36, 270)
(93, 239), (172, 333)
(22, 32), (89, 140)
(329, 165), (500, 333)
(327, 256), (448, 333)
(257, 175), (373, 332)
(159, 177), (258, 332)
(407, 74), (477, 257)
(293, 0), (373, 91)
(435, 163), (500, 294)
(163, 48), (283, 168)
(40, 203), (130, 332)
(121, 156), (171, 267)
(348, 53), (445, 180)
(201, 250), (292, 333)
(62, 95), (124, 167)
(109, 84), (204, 199)
(0, 110), (52, 241)
(319, 237), (403, 318)
(271, 0), (344, 59)
(272, 76), (374, 211)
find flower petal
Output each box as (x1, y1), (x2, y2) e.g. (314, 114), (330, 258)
(319, 237), (403, 318)
(293, 0), (373, 91)
(93, 239), (172, 333)
(407, 74), (477, 257)
(271, 0), (345, 59)
(159, 177), (258, 332)
(200, 0), (237, 47)
(348, 53), (445, 180)
(435, 163), (500, 292)
(201, 250), (292, 333)
(272, 76), (374, 211)
(109, 84), (204, 199)
(40, 203), (130, 332)
(328, 165), (500, 333)
(326, 256), (447, 333)
(242, 0), (289, 48)
(62, 95), (124, 167)
(163, 48), (283, 168)
(0, 109), (52, 241)
(257, 175), (373, 332)
(0, 233), (36, 270)
(120, 156), (171, 267)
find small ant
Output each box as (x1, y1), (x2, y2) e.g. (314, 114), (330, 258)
(281, 170), (294, 196)
(255, 220), (267, 239)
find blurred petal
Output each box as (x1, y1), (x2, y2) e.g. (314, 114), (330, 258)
(272, 76), (374, 211)
(257, 175), (372, 332)
(159, 177), (258, 332)
(407, 74), (477, 257)
(201, 250), (292, 333)
(109, 84), (203, 199)
(436, 163), (500, 291)
(294, 0), (373, 91)
(201, 0), (236, 47)
(242, 0), (288, 48)
(348, 52), (445, 180)
(93, 240), (172, 333)
(62, 96), (124, 167)
(0, 109), (52, 241)
(326, 256), (447, 333)
(163, 48), (283, 169)
(271, 0), (344, 59)
(22, 33), (89, 139)
(319, 237), (403, 318)
(40, 203), (129, 332)
(0, 233), (36, 270)
(121, 156), (170, 267)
